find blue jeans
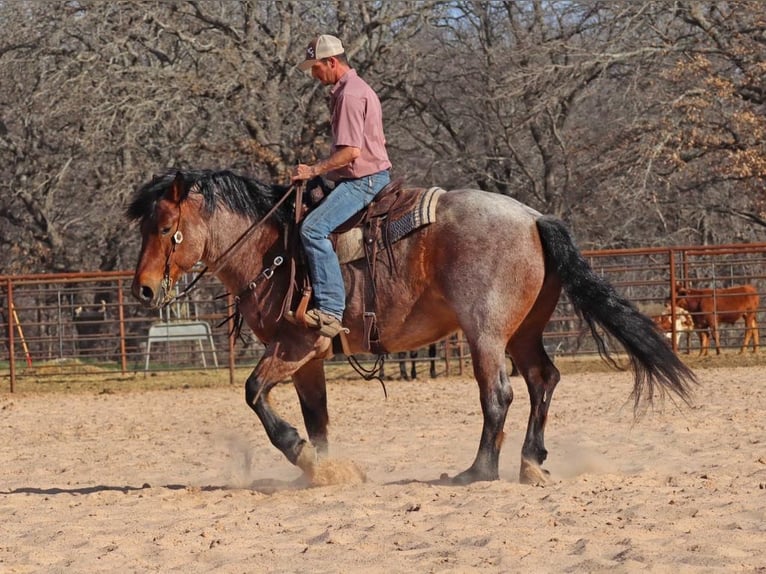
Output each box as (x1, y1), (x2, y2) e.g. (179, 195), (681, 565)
(300, 170), (390, 319)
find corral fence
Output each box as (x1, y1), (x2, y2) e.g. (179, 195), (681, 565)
(2, 242), (766, 392)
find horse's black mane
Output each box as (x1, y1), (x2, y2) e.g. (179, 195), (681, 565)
(126, 169), (293, 226)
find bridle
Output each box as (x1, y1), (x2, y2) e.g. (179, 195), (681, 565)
(158, 227), (185, 306)
(159, 182), (300, 309)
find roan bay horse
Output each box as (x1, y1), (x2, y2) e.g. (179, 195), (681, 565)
(128, 169), (695, 484)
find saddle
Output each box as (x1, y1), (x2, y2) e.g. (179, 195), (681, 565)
(286, 179), (444, 354)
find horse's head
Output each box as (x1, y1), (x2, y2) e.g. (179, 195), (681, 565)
(127, 171), (208, 308)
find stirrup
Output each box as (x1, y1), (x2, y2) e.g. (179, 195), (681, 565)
(285, 309), (348, 338)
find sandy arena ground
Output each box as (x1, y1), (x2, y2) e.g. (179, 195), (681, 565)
(1, 365), (765, 573)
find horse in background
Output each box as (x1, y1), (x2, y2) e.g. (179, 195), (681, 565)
(72, 299), (109, 358)
(675, 284), (760, 356)
(381, 343), (438, 381)
(128, 169), (695, 485)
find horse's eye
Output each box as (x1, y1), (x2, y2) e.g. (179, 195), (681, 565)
(160, 226), (172, 235)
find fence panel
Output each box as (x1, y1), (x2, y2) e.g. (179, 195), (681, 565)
(3, 242), (765, 391)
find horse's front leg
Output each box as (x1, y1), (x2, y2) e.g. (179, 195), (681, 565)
(244, 337), (330, 477)
(293, 358), (329, 457)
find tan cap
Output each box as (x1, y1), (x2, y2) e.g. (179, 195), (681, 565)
(298, 35), (344, 71)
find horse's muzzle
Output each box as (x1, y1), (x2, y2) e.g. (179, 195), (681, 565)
(131, 279), (164, 308)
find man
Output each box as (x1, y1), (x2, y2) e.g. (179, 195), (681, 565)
(291, 34), (392, 338)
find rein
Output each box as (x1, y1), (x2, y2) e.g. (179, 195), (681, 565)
(347, 355), (388, 398)
(161, 183), (299, 308)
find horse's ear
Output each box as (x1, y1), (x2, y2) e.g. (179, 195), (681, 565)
(166, 172), (189, 204)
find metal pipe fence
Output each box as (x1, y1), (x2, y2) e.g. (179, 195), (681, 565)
(2, 242), (765, 391)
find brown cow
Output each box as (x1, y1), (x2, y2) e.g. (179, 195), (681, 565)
(652, 304), (696, 352)
(675, 284), (760, 356)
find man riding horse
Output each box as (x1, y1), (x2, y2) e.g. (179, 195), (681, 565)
(289, 34), (391, 338)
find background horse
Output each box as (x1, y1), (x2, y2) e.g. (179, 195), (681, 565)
(128, 169), (695, 485)
(381, 344), (438, 381)
(675, 284), (760, 356)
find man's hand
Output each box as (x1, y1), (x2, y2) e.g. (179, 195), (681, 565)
(291, 146), (360, 182)
(292, 163), (314, 182)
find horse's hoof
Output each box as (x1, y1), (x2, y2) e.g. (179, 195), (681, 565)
(520, 457), (550, 486)
(295, 442), (317, 478)
(451, 467), (497, 485)
(310, 458), (367, 486)
(451, 471), (473, 485)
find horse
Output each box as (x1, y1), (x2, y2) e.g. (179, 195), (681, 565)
(72, 299), (109, 358)
(127, 169), (695, 485)
(675, 284), (760, 356)
(381, 344), (438, 381)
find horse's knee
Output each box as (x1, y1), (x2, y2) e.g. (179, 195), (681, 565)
(244, 375), (263, 408)
(245, 374), (278, 415)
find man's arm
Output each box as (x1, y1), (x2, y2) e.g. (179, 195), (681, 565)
(292, 145), (360, 181)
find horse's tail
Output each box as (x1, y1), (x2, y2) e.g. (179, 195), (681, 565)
(535, 215), (696, 410)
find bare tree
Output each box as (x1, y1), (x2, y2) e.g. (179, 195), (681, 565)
(0, 0), (442, 273)
(0, 0), (764, 275)
(384, 1), (765, 246)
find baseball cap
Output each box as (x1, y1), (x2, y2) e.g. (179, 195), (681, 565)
(298, 35), (345, 71)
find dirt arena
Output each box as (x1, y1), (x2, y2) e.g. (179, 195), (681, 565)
(2, 363), (765, 573)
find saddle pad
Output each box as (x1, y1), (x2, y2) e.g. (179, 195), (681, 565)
(336, 186), (445, 264)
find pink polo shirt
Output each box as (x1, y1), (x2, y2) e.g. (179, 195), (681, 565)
(327, 69), (392, 181)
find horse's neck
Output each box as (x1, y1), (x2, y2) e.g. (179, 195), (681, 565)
(205, 216), (286, 296)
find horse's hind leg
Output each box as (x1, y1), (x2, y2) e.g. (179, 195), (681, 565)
(453, 337), (512, 484)
(509, 339), (560, 485)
